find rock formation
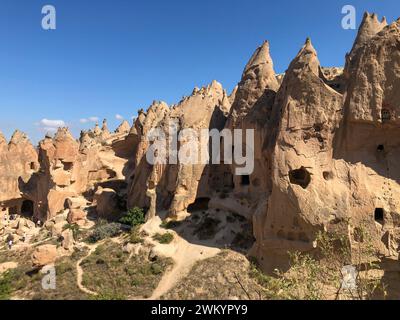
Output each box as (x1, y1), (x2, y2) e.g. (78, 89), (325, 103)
(0, 130), (39, 218)
(1, 12), (400, 278)
(127, 81), (231, 219)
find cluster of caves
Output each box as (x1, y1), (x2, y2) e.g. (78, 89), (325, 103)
(1, 198), (34, 219)
(288, 168), (388, 227)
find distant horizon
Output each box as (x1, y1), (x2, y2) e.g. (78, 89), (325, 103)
(1, 0), (399, 143)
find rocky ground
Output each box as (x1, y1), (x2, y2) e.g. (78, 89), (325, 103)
(0, 201), (396, 300)
(1, 11), (400, 300)
(0, 204), (257, 300)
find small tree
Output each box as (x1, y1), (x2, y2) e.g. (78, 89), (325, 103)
(119, 207), (145, 227)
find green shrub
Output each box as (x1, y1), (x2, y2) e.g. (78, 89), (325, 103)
(119, 207), (145, 227)
(0, 271), (13, 300)
(153, 232), (174, 244)
(89, 223), (122, 243)
(150, 263), (163, 275)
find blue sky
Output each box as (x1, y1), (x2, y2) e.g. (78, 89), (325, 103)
(0, 0), (399, 143)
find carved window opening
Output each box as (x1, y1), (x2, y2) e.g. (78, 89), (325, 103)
(62, 161), (74, 171)
(21, 200), (34, 217)
(374, 208), (384, 225)
(289, 167), (311, 189)
(382, 109), (391, 122)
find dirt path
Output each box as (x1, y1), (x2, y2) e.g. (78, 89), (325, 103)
(149, 239), (219, 299)
(145, 216), (220, 300)
(76, 243), (101, 296)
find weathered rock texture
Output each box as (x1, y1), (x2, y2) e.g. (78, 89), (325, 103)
(1, 12), (400, 279)
(0, 130), (39, 217)
(127, 81), (231, 218)
(1, 120), (135, 223)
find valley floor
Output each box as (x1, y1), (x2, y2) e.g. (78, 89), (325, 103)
(0, 207), (398, 300)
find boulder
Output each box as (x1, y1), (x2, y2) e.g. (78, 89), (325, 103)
(61, 229), (74, 250)
(67, 209), (86, 224)
(31, 244), (57, 267)
(94, 187), (119, 218)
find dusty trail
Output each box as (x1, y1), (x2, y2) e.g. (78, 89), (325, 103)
(146, 216), (220, 300)
(76, 243), (101, 296)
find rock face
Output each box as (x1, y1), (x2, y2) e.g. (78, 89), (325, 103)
(0, 119), (135, 223)
(31, 244), (57, 267)
(127, 81), (231, 218)
(1, 11), (400, 277)
(226, 41), (279, 129)
(251, 38), (344, 270)
(0, 130), (39, 218)
(250, 15), (400, 272)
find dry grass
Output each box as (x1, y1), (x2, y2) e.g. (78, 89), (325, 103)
(81, 242), (172, 299)
(162, 250), (262, 300)
(0, 247), (90, 300)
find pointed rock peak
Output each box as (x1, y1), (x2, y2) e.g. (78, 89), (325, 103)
(243, 40), (274, 74)
(192, 86), (200, 95)
(151, 100), (167, 108)
(138, 108), (145, 114)
(148, 101), (169, 115)
(302, 37), (316, 54)
(101, 119), (109, 132)
(350, 12), (387, 56)
(238, 40), (279, 91)
(10, 130), (28, 145)
(210, 79), (221, 88)
(54, 127), (74, 141)
(79, 130), (87, 139)
(93, 122), (101, 135)
(115, 120), (130, 134)
(207, 80), (223, 94)
(286, 38), (320, 77)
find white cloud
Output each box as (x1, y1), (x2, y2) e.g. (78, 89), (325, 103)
(88, 116), (99, 122)
(40, 118), (65, 127)
(115, 114), (124, 120)
(35, 118), (66, 135)
(80, 116), (99, 124)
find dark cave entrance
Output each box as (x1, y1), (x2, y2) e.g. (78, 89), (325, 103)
(374, 208), (384, 225)
(188, 197), (210, 212)
(62, 161), (74, 171)
(289, 167), (311, 189)
(21, 200), (34, 218)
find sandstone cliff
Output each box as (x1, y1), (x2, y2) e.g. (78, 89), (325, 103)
(1, 12), (400, 277)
